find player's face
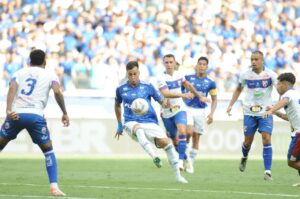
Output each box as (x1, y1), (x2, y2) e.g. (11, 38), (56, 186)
(250, 53), (263, 73)
(163, 57), (176, 74)
(195, 60), (208, 76)
(127, 66), (140, 86)
(276, 81), (288, 95)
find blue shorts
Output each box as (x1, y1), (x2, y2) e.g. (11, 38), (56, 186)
(162, 111), (187, 139)
(287, 135), (300, 161)
(243, 115), (273, 136)
(0, 113), (51, 145)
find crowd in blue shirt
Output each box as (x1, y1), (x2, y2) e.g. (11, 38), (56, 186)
(0, 0), (300, 94)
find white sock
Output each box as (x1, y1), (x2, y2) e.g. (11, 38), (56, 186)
(164, 143), (180, 176)
(265, 170), (271, 174)
(136, 128), (156, 159)
(190, 148), (198, 162)
(50, 183), (58, 189)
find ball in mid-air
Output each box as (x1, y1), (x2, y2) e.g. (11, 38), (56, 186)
(131, 98), (149, 116)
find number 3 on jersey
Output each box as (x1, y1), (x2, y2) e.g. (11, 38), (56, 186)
(21, 78), (37, 95)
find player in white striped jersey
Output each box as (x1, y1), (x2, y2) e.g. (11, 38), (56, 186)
(0, 49), (69, 196)
(227, 51), (277, 181)
(157, 54), (209, 173)
(263, 73), (300, 187)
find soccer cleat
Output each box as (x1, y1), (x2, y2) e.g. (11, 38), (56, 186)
(239, 157), (248, 172)
(50, 187), (66, 197)
(178, 159), (184, 171)
(184, 157), (194, 174)
(264, 172), (273, 181)
(176, 175), (188, 184)
(153, 157), (162, 168)
(292, 182), (300, 187)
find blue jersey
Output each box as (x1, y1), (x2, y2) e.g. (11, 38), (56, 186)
(183, 74), (217, 108)
(115, 80), (162, 124)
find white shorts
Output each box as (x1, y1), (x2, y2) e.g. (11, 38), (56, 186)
(123, 122), (167, 144)
(186, 106), (206, 135)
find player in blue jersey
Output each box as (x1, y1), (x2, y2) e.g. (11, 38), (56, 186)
(157, 54), (209, 173)
(183, 56), (217, 169)
(0, 49), (69, 196)
(263, 73), (300, 187)
(226, 51), (277, 181)
(115, 60), (188, 183)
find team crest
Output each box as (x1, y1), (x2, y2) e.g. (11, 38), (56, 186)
(41, 127), (46, 134)
(5, 122), (10, 129)
(262, 80), (268, 88)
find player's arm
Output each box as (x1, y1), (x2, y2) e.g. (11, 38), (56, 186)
(6, 79), (19, 120)
(159, 87), (193, 99)
(114, 88), (123, 139)
(207, 94), (217, 124)
(183, 80), (210, 103)
(226, 84), (243, 116)
(52, 82), (69, 126)
(263, 97), (289, 121)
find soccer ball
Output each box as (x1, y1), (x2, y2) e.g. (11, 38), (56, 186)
(131, 98), (149, 116)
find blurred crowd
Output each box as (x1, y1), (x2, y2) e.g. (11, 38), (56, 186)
(1, 0), (300, 96)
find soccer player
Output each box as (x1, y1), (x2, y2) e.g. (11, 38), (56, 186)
(0, 49), (69, 196)
(183, 56), (217, 167)
(226, 51), (277, 181)
(157, 54), (209, 173)
(263, 73), (300, 187)
(115, 60), (188, 183)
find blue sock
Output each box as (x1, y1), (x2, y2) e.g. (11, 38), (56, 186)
(45, 150), (58, 183)
(242, 142), (251, 157)
(263, 144), (272, 171)
(178, 135), (187, 160)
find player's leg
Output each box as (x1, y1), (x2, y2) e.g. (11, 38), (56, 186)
(174, 111), (188, 161)
(26, 114), (65, 196)
(0, 136), (10, 152)
(0, 118), (22, 152)
(258, 115), (273, 180)
(124, 122), (158, 160)
(240, 115), (257, 172)
(190, 133), (200, 162)
(287, 135), (300, 186)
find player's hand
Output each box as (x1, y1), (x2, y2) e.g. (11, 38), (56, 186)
(182, 93), (194, 99)
(62, 114), (70, 127)
(265, 106), (272, 111)
(263, 110), (272, 118)
(6, 110), (19, 120)
(226, 106), (232, 116)
(207, 114), (213, 124)
(199, 96), (210, 103)
(115, 121), (123, 140)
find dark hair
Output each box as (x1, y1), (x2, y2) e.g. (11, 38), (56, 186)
(252, 50), (264, 57)
(126, 61), (139, 71)
(197, 56), (209, 64)
(163, 54), (175, 60)
(30, 49), (46, 65)
(277, 72), (296, 85)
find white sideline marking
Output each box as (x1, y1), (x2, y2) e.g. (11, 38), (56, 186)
(0, 194), (98, 199)
(0, 182), (299, 198)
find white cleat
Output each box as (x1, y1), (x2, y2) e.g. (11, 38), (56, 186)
(50, 187), (66, 197)
(176, 175), (188, 184)
(178, 159), (184, 171)
(264, 172), (273, 181)
(184, 157), (194, 174)
(292, 182), (300, 187)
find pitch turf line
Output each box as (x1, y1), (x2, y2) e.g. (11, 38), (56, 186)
(0, 194), (99, 199)
(0, 183), (299, 198)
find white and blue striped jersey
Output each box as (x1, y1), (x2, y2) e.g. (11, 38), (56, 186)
(239, 67), (277, 116)
(183, 74), (217, 108)
(11, 67), (60, 116)
(281, 89), (300, 136)
(157, 71), (187, 118)
(115, 80), (162, 124)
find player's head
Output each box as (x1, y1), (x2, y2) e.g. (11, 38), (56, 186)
(126, 60), (140, 86)
(163, 54), (176, 74)
(250, 51), (264, 73)
(30, 49), (46, 67)
(195, 56), (209, 76)
(276, 72), (296, 95)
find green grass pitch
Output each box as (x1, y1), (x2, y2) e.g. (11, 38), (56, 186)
(0, 157), (299, 199)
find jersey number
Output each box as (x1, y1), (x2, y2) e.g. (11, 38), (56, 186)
(21, 78), (37, 95)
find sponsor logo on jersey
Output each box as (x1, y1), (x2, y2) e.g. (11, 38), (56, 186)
(41, 127), (46, 134)
(5, 122), (10, 129)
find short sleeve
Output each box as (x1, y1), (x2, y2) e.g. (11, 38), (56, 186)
(115, 87), (122, 105)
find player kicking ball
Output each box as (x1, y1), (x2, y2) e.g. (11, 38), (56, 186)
(263, 73), (300, 187)
(114, 61), (188, 183)
(0, 49), (69, 196)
